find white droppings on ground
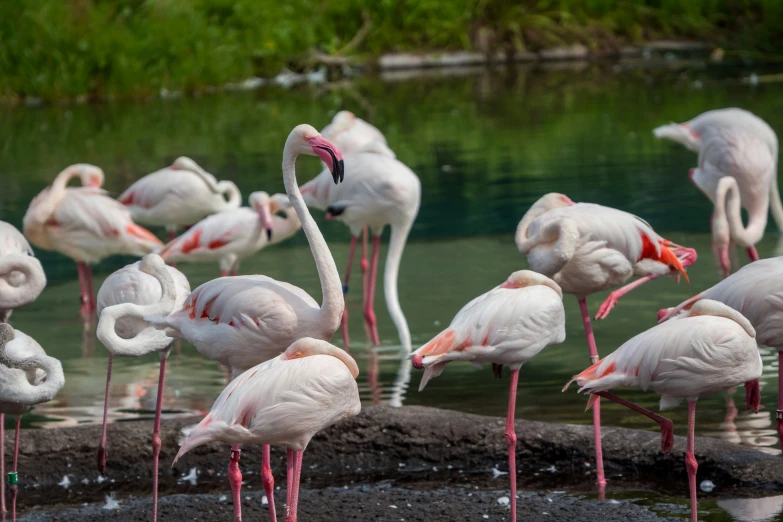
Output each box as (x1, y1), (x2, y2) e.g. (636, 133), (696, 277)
(541, 465), (557, 473)
(497, 496), (510, 505)
(609, 499), (621, 504)
(262, 495), (268, 506)
(95, 475), (106, 484)
(102, 493), (120, 510)
(81, 478), (90, 485)
(398, 463), (406, 468)
(219, 495), (227, 502)
(389, 505), (398, 508)
(58, 476), (71, 489)
(482, 516), (489, 520)
(491, 467), (508, 479)
(178, 467), (198, 486)
(700, 480), (715, 493)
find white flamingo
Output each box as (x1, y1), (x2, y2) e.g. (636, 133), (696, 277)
(0, 220), (46, 323)
(321, 110), (395, 158)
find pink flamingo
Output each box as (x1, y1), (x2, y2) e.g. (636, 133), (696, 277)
(174, 337), (360, 522)
(321, 110), (396, 158)
(142, 124), (344, 522)
(301, 151), (420, 354)
(654, 108), (780, 275)
(23, 164), (162, 318)
(516, 192), (697, 495)
(159, 192), (300, 276)
(95, 253), (190, 521)
(659, 256), (783, 450)
(410, 270), (565, 522)
(0, 323), (65, 522)
(119, 156), (242, 241)
(566, 299), (762, 522)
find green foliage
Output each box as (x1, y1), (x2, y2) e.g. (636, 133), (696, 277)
(0, 0), (782, 101)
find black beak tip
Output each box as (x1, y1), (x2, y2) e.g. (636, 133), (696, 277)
(332, 159), (345, 184)
(266, 229), (273, 241)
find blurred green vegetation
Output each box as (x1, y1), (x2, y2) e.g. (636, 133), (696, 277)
(1, 0), (782, 101)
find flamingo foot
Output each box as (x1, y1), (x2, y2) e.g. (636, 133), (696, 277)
(261, 445), (276, 522)
(595, 291), (620, 320)
(745, 379), (760, 413)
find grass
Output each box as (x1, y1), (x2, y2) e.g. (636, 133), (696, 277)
(1, 0), (782, 101)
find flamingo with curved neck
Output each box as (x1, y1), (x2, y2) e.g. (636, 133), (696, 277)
(171, 156), (243, 209)
(0, 323), (65, 522)
(0, 220), (47, 324)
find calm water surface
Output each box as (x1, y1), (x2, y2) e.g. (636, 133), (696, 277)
(3, 57), (783, 520)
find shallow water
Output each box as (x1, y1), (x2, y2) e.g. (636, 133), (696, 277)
(3, 55), (783, 520)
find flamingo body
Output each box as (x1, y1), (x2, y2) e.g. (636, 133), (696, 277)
(0, 221), (46, 321)
(321, 111), (395, 158)
(0, 328), (64, 414)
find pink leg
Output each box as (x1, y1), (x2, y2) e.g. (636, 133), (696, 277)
(364, 235), (381, 347)
(86, 264), (96, 312)
(686, 401), (698, 522)
(220, 270), (228, 277)
(1, 413), (4, 516)
(167, 229), (177, 268)
(717, 244), (730, 278)
(746, 246), (760, 262)
(505, 369), (519, 522)
(230, 269), (238, 277)
(96, 354), (112, 474)
(361, 228), (369, 305)
(261, 444), (276, 522)
(9, 417), (19, 522)
(745, 379), (760, 413)
(151, 356), (167, 522)
(285, 451), (303, 522)
(368, 349), (380, 405)
(594, 392), (674, 452)
(725, 389), (738, 426)
(341, 235), (359, 352)
(577, 298), (606, 497)
(229, 445), (242, 522)
(77, 262), (90, 318)
(777, 352), (783, 453)
(286, 448), (294, 514)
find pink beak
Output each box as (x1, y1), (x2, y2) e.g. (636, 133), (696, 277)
(310, 135), (344, 184)
(257, 204), (274, 241)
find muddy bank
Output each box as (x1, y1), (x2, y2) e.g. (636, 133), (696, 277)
(6, 405), (783, 519)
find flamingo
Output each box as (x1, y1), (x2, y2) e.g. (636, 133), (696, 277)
(0, 323), (65, 522)
(95, 253), (190, 521)
(174, 337), (361, 522)
(301, 152), (420, 354)
(321, 110), (396, 158)
(516, 192), (697, 494)
(565, 299), (762, 522)
(659, 256), (783, 450)
(119, 156), (242, 241)
(0, 220), (46, 324)
(654, 108), (780, 275)
(159, 192), (301, 276)
(410, 270), (566, 522)
(22, 164), (162, 318)
(141, 124), (344, 522)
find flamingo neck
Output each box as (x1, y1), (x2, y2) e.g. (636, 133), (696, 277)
(217, 181), (242, 209)
(384, 220), (415, 353)
(0, 338), (64, 405)
(0, 255), (46, 310)
(713, 177), (768, 248)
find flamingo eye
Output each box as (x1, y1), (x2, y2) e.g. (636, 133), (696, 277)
(294, 351), (303, 358)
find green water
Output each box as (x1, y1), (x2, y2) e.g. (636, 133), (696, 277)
(3, 58), (783, 520)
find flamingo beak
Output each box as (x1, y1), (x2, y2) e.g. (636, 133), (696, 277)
(310, 135), (344, 184)
(258, 203), (274, 241)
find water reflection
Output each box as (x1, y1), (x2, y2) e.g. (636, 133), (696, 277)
(717, 495), (783, 522)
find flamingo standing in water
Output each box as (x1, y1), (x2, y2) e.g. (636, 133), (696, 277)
(659, 257), (783, 449)
(142, 124), (345, 522)
(0, 323), (65, 522)
(23, 164), (162, 317)
(159, 192), (301, 276)
(95, 254), (190, 522)
(321, 111), (396, 158)
(654, 108), (780, 275)
(119, 156), (242, 241)
(410, 270), (566, 522)
(516, 192), (697, 494)
(566, 300), (762, 522)
(301, 152), (420, 354)
(174, 337), (361, 522)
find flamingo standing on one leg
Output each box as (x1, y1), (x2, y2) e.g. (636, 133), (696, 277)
(654, 108), (779, 274)
(95, 253), (190, 521)
(119, 156), (242, 241)
(159, 193), (301, 276)
(0, 323), (65, 522)
(566, 300), (762, 522)
(659, 256), (783, 451)
(410, 270), (566, 522)
(301, 152), (420, 355)
(23, 164), (162, 318)
(137, 124), (344, 522)
(173, 337), (361, 522)
(516, 192), (697, 495)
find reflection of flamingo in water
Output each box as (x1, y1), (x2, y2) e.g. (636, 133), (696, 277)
(0, 324), (65, 522)
(654, 108), (780, 275)
(96, 254), (190, 522)
(660, 257), (783, 451)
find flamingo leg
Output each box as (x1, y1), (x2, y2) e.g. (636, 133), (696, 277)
(97, 354), (112, 474)
(594, 392), (674, 452)
(77, 262), (90, 318)
(361, 227), (369, 304)
(745, 379), (760, 413)
(261, 444), (276, 522)
(228, 445), (243, 522)
(716, 243), (731, 278)
(577, 298), (606, 498)
(746, 246), (760, 262)
(9, 416), (20, 522)
(686, 401), (699, 522)
(1, 413), (4, 516)
(364, 235), (381, 347)
(85, 264), (96, 312)
(151, 354), (168, 522)
(341, 235), (359, 352)
(285, 448), (294, 516)
(778, 352), (783, 453)
(220, 270), (228, 277)
(505, 369), (519, 522)
(285, 450), (303, 522)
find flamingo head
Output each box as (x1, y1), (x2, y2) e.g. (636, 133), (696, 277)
(170, 156), (200, 172)
(249, 191), (274, 241)
(290, 125), (345, 184)
(78, 164), (104, 188)
(657, 308), (671, 322)
(499, 270), (563, 297)
(330, 111), (356, 134)
(282, 337), (359, 378)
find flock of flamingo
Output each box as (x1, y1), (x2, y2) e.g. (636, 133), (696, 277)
(0, 108), (781, 522)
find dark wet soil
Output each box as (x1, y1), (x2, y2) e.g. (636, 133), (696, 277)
(6, 405), (783, 521)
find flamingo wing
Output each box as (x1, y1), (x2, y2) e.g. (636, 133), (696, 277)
(160, 208), (258, 260)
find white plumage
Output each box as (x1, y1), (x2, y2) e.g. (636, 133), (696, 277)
(0, 220), (46, 321)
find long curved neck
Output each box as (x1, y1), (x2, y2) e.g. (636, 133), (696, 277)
(96, 264), (177, 357)
(769, 166), (783, 233)
(384, 220), (414, 353)
(516, 203), (553, 251)
(26, 166), (81, 226)
(217, 181), (242, 209)
(282, 142), (342, 332)
(0, 255), (46, 309)
(714, 177), (768, 248)
(0, 347), (64, 405)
